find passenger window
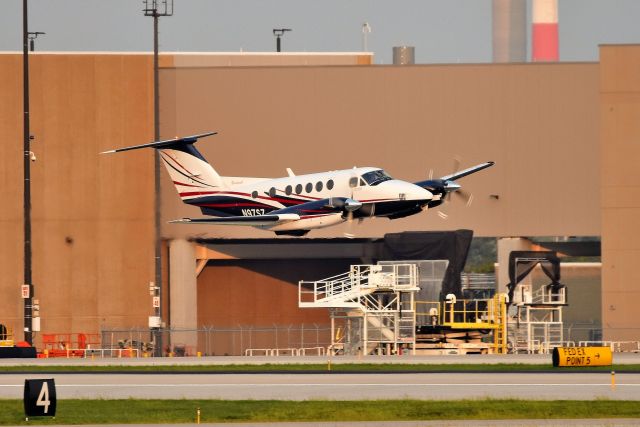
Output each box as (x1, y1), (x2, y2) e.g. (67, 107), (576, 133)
(251, 191), (258, 199)
(269, 187), (276, 198)
(305, 183), (313, 193)
(295, 184), (302, 194)
(349, 177), (358, 188)
(327, 179), (334, 190)
(316, 181), (323, 192)
(285, 185), (292, 195)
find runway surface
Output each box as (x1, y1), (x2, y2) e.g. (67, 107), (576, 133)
(0, 372), (637, 400)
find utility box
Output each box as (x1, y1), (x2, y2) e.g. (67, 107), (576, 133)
(148, 316), (161, 329)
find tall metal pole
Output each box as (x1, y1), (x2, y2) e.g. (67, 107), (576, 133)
(144, 0), (172, 356)
(22, 0), (33, 346)
(153, 9), (163, 358)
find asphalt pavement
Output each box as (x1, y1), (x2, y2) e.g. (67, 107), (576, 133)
(0, 371), (637, 400)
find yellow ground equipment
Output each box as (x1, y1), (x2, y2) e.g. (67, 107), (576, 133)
(552, 346), (612, 367)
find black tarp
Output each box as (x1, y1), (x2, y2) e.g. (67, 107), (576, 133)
(506, 250), (563, 304)
(381, 230), (473, 299)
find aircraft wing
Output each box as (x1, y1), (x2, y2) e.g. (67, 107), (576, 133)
(414, 161), (494, 190)
(169, 213), (300, 227)
(439, 161), (494, 182)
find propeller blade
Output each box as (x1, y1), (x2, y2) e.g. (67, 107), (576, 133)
(455, 189), (474, 207)
(343, 210), (356, 238)
(466, 193), (474, 207)
(428, 169), (434, 180)
(437, 210), (449, 220)
(452, 156), (461, 175)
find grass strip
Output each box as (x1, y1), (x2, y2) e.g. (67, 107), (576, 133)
(1, 363), (637, 373)
(0, 399), (638, 425)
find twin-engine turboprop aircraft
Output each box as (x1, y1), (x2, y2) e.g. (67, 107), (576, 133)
(103, 132), (494, 236)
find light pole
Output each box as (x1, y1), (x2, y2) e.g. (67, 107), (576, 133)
(22, 0), (33, 346)
(143, 0), (173, 357)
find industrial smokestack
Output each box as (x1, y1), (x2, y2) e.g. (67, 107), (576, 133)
(532, 0), (559, 61)
(392, 46), (415, 65)
(492, 0), (526, 63)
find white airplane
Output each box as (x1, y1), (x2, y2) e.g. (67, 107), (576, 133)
(103, 132), (494, 236)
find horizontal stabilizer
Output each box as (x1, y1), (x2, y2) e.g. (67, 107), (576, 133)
(101, 132), (217, 154)
(169, 213), (300, 227)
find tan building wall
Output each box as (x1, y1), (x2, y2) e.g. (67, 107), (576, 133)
(1, 51), (617, 347)
(0, 53), (155, 344)
(600, 45), (640, 340)
(197, 260), (337, 327)
(159, 61), (600, 239)
(158, 52), (373, 68)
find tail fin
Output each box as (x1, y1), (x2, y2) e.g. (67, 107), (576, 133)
(102, 132), (225, 199)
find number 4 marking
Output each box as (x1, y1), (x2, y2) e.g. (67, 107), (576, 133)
(36, 382), (50, 414)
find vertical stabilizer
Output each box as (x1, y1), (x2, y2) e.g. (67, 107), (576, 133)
(102, 132), (224, 200)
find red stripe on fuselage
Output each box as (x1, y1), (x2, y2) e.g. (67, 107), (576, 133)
(179, 190), (252, 197)
(180, 190), (321, 205)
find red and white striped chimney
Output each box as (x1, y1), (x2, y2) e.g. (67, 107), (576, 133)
(532, 0), (559, 61)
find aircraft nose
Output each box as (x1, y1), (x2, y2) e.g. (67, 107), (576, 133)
(381, 180), (432, 201)
(407, 184), (433, 201)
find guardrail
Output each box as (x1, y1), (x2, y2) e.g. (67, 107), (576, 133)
(578, 340), (640, 352)
(244, 346), (326, 357)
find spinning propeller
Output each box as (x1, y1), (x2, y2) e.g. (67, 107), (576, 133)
(423, 158), (478, 219)
(324, 196), (362, 238)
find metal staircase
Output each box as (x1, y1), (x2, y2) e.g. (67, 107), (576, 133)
(299, 264), (419, 355)
(508, 283), (566, 354)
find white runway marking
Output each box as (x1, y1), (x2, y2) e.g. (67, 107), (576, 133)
(2, 373), (638, 399)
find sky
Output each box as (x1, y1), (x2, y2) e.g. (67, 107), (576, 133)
(1, 0), (640, 64)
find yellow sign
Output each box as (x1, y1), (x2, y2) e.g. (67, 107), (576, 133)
(553, 346), (612, 367)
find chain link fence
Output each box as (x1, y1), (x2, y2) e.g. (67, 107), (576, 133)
(101, 324), (334, 357)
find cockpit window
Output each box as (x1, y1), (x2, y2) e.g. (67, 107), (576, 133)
(361, 169), (393, 186)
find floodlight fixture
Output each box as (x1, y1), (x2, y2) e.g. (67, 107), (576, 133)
(27, 32), (45, 51)
(273, 28), (292, 52)
(143, 0), (173, 17)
